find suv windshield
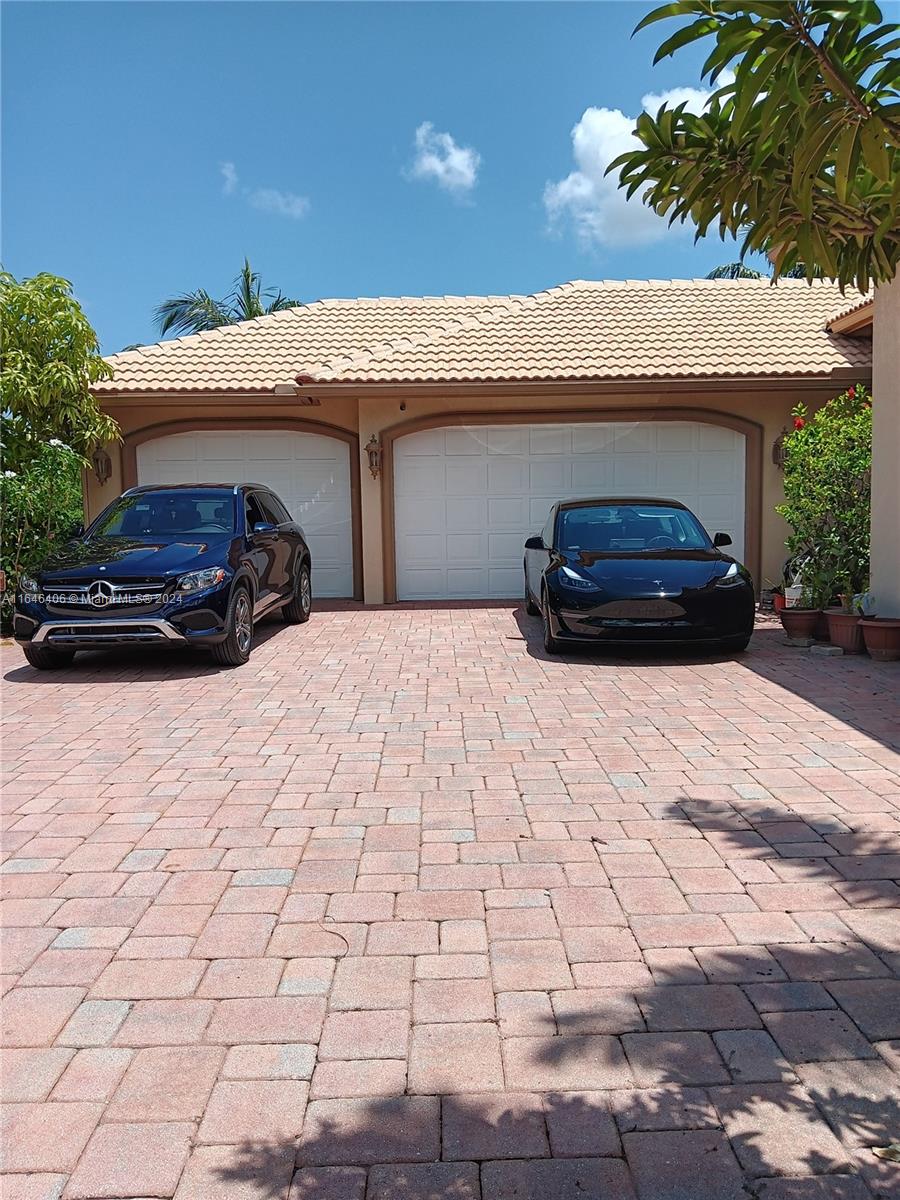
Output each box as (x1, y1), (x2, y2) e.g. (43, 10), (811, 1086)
(557, 504), (711, 553)
(89, 490), (236, 539)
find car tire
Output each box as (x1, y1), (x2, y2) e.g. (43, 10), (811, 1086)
(282, 562), (312, 624)
(211, 585), (253, 667)
(524, 574), (540, 616)
(722, 634), (752, 654)
(22, 644), (75, 670)
(541, 590), (563, 655)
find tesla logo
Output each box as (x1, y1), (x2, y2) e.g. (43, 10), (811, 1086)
(88, 580), (115, 608)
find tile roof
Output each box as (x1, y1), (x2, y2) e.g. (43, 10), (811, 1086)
(95, 278), (872, 395)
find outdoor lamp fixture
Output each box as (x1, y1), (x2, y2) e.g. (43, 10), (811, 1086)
(91, 446), (112, 484)
(771, 428), (788, 470)
(365, 435), (382, 480)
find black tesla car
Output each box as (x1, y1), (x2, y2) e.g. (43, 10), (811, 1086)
(524, 497), (754, 654)
(14, 483), (312, 669)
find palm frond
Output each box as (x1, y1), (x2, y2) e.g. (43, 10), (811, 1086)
(155, 290), (232, 337)
(706, 262), (767, 279)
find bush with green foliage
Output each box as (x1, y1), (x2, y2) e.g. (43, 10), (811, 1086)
(0, 441), (84, 632)
(1, 270), (117, 470)
(776, 384), (872, 595)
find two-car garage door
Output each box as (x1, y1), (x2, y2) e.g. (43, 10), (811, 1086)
(136, 430), (354, 597)
(394, 421), (746, 600)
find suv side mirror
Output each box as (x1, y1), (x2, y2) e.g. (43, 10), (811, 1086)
(713, 532), (732, 548)
(252, 521), (278, 537)
(68, 522), (84, 539)
(524, 535), (545, 551)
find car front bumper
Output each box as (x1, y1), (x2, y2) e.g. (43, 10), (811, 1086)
(547, 587), (754, 645)
(14, 593), (232, 649)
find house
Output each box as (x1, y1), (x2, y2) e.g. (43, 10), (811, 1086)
(89, 278), (872, 604)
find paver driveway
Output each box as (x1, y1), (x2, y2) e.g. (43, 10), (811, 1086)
(2, 605), (899, 1200)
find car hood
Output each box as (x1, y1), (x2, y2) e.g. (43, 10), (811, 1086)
(562, 549), (736, 597)
(37, 535), (233, 579)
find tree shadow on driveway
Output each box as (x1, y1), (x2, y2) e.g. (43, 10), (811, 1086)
(198, 796), (898, 1200)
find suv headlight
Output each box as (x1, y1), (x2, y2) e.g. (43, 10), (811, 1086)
(176, 567), (226, 594)
(559, 565), (601, 591)
(715, 563), (744, 588)
(19, 574), (40, 594)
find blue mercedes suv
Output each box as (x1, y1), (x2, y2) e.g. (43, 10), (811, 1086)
(14, 483), (312, 669)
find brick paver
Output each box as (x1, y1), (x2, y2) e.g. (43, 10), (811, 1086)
(1, 607), (898, 1198)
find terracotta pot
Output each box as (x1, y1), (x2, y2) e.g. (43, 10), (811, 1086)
(825, 609), (865, 654)
(779, 608), (820, 639)
(772, 592), (786, 614)
(813, 610), (831, 641)
(859, 618), (900, 662)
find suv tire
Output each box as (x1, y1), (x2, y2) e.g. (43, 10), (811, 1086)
(282, 562), (312, 624)
(22, 644), (75, 670)
(211, 585), (253, 667)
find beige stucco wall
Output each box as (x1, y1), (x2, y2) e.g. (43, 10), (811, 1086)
(871, 274), (900, 617)
(90, 383), (861, 605)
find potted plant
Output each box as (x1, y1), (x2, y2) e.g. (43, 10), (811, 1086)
(775, 387), (873, 641)
(825, 585), (865, 654)
(859, 602), (900, 662)
(779, 577), (824, 639)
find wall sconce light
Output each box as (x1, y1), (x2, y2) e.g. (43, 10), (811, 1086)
(91, 446), (112, 484)
(365, 436), (382, 480)
(771, 428), (788, 470)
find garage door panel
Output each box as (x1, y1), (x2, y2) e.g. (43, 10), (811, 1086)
(137, 429), (353, 597)
(447, 498), (486, 531)
(446, 461), (487, 495)
(394, 421), (746, 600)
(487, 459), (528, 492)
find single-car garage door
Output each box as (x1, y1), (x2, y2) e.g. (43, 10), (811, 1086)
(394, 421), (746, 600)
(137, 429), (354, 597)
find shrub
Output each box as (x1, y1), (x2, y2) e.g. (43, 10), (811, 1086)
(776, 384), (872, 595)
(0, 440), (83, 633)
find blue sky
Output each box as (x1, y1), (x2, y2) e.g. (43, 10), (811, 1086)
(6, 1), (778, 352)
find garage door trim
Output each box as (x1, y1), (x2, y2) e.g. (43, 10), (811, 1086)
(122, 417), (363, 601)
(383, 407), (762, 602)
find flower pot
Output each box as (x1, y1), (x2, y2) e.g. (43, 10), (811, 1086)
(772, 592), (786, 614)
(779, 608), (820, 639)
(813, 610), (831, 641)
(825, 609), (865, 654)
(859, 618), (900, 662)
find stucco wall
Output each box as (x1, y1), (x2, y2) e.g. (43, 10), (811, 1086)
(871, 275), (900, 617)
(89, 383), (859, 605)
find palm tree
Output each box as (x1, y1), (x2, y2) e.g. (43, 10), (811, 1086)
(155, 259), (300, 337)
(706, 261), (821, 281)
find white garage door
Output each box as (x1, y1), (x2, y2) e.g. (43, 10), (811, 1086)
(137, 430), (353, 597)
(394, 421), (746, 600)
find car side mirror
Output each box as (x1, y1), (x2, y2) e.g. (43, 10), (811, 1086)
(252, 521), (278, 537)
(524, 535), (545, 550)
(68, 522), (84, 539)
(713, 532), (732, 548)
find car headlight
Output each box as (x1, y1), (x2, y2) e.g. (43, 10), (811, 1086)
(715, 563), (745, 588)
(176, 567), (226, 594)
(19, 574), (39, 594)
(559, 565), (601, 591)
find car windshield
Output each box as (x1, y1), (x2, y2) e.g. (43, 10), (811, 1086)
(557, 504), (711, 553)
(88, 490), (236, 538)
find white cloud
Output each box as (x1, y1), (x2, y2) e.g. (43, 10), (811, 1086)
(220, 161), (239, 195)
(544, 78), (730, 249)
(248, 188), (310, 220)
(409, 122), (480, 195)
(219, 163), (310, 220)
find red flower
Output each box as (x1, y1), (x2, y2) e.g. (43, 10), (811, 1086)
(847, 386), (856, 399)
(793, 416), (805, 430)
